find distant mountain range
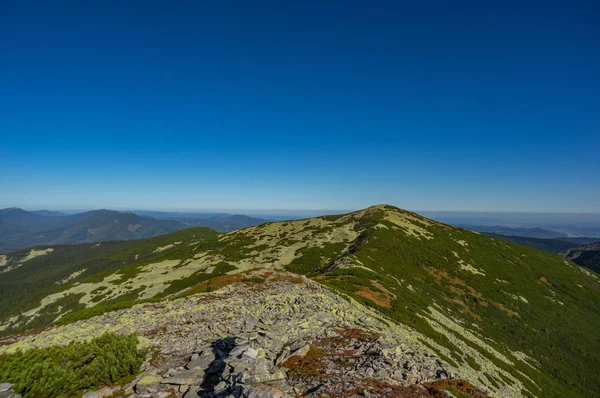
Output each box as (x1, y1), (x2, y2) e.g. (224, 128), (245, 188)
(462, 225), (570, 238)
(31, 210), (66, 217)
(419, 211), (600, 238)
(0, 208), (185, 252)
(0, 208), (268, 253)
(476, 233), (599, 274)
(482, 233), (583, 253)
(129, 210), (268, 232)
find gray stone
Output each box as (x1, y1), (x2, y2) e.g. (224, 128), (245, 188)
(243, 347), (259, 359)
(183, 385), (200, 398)
(186, 352), (215, 370)
(229, 344), (250, 358)
(0, 385), (12, 393)
(82, 387), (113, 398)
(241, 370), (287, 385)
(246, 384), (284, 398)
(214, 380), (228, 393)
(162, 376), (203, 385)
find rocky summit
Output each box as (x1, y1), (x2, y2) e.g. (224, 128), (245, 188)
(1, 270), (477, 398)
(1, 205), (599, 398)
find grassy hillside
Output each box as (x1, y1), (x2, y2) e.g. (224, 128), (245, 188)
(306, 206), (600, 398)
(0, 205), (598, 397)
(0, 227), (219, 332)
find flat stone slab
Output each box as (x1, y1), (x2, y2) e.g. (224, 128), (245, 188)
(82, 387), (113, 398)
(0, 385), (13, 393)
(137, 374), (163, 386)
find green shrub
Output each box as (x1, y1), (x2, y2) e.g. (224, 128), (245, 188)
(0, 333), (146, 398)
(54, 301), (138, 326)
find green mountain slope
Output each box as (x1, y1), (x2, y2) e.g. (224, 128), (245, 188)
(1, 205), (599, 397)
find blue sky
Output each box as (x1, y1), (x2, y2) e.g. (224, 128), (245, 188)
(1, 0), (599, 212)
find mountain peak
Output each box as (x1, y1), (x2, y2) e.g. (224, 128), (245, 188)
(1, 207), (25, 213)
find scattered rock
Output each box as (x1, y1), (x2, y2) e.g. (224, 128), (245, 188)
(4, 272), (467, 398)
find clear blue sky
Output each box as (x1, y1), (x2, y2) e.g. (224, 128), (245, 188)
(1, 0), (598, 212)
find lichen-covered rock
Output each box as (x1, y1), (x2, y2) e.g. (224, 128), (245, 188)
(1, 271), (486, 397)
(81, 387), (113, 398)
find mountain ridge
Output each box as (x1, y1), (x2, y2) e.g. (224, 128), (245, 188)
(0, 208), (186, 252)
(0, 208), (270, 252)
(0, 204), (599, 397)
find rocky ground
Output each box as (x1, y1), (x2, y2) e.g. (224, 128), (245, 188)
(1, 270), (487, 398)
(0, 383), (21, 398)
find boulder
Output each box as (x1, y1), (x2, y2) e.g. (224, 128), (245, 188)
(186, 352), (215, 370)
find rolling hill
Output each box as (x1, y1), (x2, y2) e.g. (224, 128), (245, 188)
(0, 205), (599, 397)
(0, 208), (186, 252)
(131, 210), (269, 232)
(0, 208), (270, 253)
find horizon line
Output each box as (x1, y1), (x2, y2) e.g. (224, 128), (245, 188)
(3, 205), (600, 216)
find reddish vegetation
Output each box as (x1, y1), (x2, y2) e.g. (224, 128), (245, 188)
(324, 379), (487, 398)
(148, 350), (163, 367)
(283, 327), (486, 397)
(143, 324), (168, 337)
(143, 303), (165, 309)
(354, 280), (396, 308)
(195, 294), (229, 303)
(312, 276), (395, 308)
(355, 286), (392, 308)
(443, 296), (482, 320)
(427, 267), (518, 318)
(270, 273), (303, 284)
(284, 328), (381, 379)
(283, 345), (327, 378)
(171, 269), (305, 299)
(424, 379), (488, 397)
(0, 327), (46, 346)
(335, 327), (381, 342)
